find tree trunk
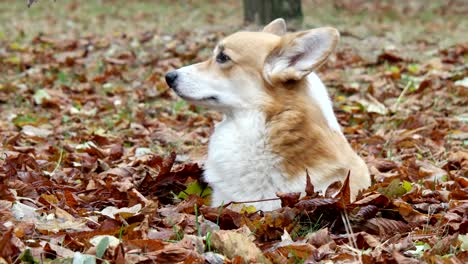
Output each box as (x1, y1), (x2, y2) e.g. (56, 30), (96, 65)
(243, 0), (303, 26)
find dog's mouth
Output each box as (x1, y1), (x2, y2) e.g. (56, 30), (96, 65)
(181, 94), (218, 102)
(172, 88), (218, 103)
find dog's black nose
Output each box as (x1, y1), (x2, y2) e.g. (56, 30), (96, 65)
(165, 71), (178, 88)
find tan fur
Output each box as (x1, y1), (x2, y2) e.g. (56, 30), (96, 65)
(267, 28), (340, 83)
(263, 79), (369, 199)
(194, 32), (279, 85)
(262, 18), (287, 36)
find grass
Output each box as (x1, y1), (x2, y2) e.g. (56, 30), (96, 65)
(0, 0), (465, 46)
(0, 0), (242, 38)
(291, 213), (324, 240)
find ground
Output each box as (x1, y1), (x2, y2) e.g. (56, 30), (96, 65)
(0, 0), (467, 263)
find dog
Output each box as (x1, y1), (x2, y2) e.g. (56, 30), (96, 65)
(165, 18), (371, 211)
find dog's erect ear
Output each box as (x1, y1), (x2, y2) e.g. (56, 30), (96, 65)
(265, 27), (339, 83)
(262, 18), (287, 36)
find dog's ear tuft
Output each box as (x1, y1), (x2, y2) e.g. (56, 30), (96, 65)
(263, 18), (287, 36)
(265, 27), (339, 83)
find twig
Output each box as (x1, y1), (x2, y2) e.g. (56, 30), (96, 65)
(393, 80), (413, 111)
(50, 147), (64, 176)
(341, 210), (363, 264)
(223, 197), (280, 208)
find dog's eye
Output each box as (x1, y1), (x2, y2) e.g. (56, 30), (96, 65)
(216, 51), (230, 64)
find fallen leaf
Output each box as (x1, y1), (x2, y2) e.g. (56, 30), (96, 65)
(210, 227), (266, 263)
(100, 204), (142, 219)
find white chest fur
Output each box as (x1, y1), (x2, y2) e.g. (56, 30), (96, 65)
(204, 110), (295, 210)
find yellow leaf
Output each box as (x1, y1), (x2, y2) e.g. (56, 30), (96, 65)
(336, 95), (346, 102)
(402, 181), (412, 192)
(240, 205), (257, 214)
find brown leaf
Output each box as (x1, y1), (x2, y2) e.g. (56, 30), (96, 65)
(333, 170), (351, 207)
(377, 50), (407, 63)
(305, 228), (333, 248)
(295, 198), (340, 210)
(0, 184), (15, 201)
(173, 195), (205, 214)
(276, 192), (301, 208)
(0, 201), (13, 223)
(181, 253), (205, 264)
(324, 180), (342, 197)
(64, 190), (79, 208)
(152, 245), (194, 263)
(392, 250), (420, 264)
(0, 229), (21, 262)
(245, 207), (298, 241)
(392, 199), (428, 224)
(231, 256), (244, 264)
(43, 243), (57, 260)
(126, 239), (167, 251)
(353, 192), (390, 207)
(358, 232), (381, 248)
(355, 205), (379, 220)
(114, 243), (126, 264)
(109, 144), (124, 160)
(305, 170), (316, 196)
(275, 243), (316, 260)
(429, 233), (460, 256)
(62, 234), (85, 252)
(373, 159), (399, 172)
(364, 217), (410, 237)
(137, 154), (202, 202)
(200, 206), (242, 230)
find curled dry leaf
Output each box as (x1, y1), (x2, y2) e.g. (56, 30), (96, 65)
(354, 204), (379, 220)
(305, 170), (317, 197)
(100, 204), (142, 219)
(353, 192), (390, 207)
(391, 199), (428, 224)
(305, 228), (333, 248)
(276, 192), (301, 208)
(210, 228), (266, 263)
(200, 206), (242, 230)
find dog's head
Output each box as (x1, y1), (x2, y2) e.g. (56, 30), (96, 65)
(165, 19), (339, 111)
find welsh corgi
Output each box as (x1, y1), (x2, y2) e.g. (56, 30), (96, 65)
(165, 18), (371, 211)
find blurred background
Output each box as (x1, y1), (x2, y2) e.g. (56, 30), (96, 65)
(2, 1), (467, 49)
(2, 0), (467, 74)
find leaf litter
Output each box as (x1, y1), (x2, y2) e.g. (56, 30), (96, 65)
(0, 1), (467, 263)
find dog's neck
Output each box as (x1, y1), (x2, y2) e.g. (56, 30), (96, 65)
(217, 78), (344, 178)
(265, 82), (343, 177)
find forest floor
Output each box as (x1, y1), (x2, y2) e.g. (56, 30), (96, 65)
(0, 0), (467, 263)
